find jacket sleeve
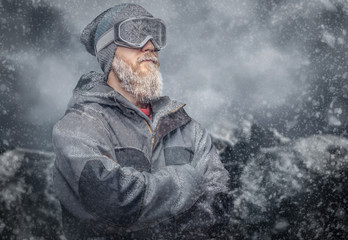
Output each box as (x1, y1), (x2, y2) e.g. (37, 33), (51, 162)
(53, 111), (204, 229)
(166, 121), (233, 238)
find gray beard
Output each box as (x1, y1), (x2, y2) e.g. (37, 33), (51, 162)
(112, 54), (163, 104)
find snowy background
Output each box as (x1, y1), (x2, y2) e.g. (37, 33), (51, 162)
(1, 0), (348, 239)
(1, 0), (347, 151)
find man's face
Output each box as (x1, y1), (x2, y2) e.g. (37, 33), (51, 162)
(116, 41), (160, 74)
(112, 40), (163, 104)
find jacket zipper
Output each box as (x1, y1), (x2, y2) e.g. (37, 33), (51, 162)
(142, 118), (154, 150)
(138, 117), (153, 172)
(133, 104), (185, 170)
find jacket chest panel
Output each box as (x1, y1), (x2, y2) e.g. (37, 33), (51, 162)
(151, 124), (195, 172)
(106, 112), (153, 169)
(100, 105), (193, 173)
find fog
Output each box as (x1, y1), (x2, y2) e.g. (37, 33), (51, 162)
(50, 0), (312, 126)
(3, 0), (347, 142)
(1, 1), (348, 238)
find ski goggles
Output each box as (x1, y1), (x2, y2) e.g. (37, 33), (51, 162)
(95, 16), (167, 53)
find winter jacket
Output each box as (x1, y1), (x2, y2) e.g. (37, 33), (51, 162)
(53, 72), (232, 239)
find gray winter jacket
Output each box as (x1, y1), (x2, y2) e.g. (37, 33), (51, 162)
(53, 72), (231, 239)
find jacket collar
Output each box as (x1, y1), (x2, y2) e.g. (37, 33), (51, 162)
(70, 72), (186, 127)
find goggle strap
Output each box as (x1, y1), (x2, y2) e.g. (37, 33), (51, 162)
(95, 28), (114, 54)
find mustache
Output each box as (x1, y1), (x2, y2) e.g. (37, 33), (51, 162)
(138, 53), (160, 67)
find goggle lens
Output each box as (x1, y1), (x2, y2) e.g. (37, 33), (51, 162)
(118, 17), (166, 49)
(95, 17), (167, 54)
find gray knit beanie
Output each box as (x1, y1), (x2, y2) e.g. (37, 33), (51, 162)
(80, 4), (153, 79)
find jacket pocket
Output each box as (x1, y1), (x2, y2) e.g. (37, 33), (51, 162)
(114, 147), (151, 172)
(164, 146), (193, 166)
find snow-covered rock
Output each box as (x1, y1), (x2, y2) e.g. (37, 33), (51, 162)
(0, 148), (64, 239)
(229, 134), (348, 239)
(1, 134), (347, 239)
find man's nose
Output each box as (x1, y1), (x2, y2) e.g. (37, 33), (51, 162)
(141, 40), (155, 52)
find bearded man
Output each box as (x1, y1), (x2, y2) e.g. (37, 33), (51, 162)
(53, 3), (232, 240)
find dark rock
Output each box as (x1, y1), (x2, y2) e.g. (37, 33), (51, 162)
(226, 134), (348, 239)
(0, 148), (64, 239)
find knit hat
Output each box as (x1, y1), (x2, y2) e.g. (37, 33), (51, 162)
(80, 4), (153, 79)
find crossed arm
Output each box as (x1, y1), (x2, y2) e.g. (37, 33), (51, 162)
(53, 111), (231, 232)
